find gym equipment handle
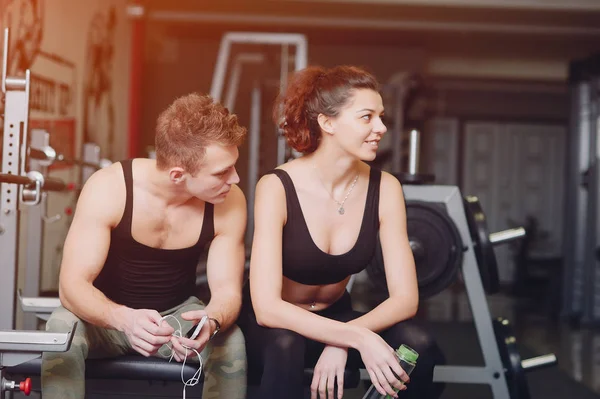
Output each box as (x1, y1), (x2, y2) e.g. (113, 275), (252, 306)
(28, 146), (56, 165)
(0, 173), (67, 192)
(521, 353), (557, 371)
(2, 377), (31, 395)
(489, 227), (526, 246)
(408, 129), (420, 175)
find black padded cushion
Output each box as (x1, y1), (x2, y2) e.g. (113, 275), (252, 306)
(246, 366), (360, 388)
(5, 355), (201, 381)
(7, 356), (360, 388)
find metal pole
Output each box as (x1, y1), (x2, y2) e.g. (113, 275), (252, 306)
(391, 86), (406, 174)
(246, 84), (261, 245)
(408, 129), (420, 175)
(22, 130), (50, 330)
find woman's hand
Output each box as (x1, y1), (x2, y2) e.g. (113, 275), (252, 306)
(311, 345), (348, 399)
(357, 329), (408, 397)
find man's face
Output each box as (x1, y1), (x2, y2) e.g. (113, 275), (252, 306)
(185, 144), (240, 204)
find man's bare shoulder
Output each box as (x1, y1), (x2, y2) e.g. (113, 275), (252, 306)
(76, 162), (126, 225)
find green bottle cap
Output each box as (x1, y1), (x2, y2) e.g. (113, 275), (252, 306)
(396, 344), (419, 363)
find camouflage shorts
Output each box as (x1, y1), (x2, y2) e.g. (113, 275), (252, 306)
(41, 297), (247, 399)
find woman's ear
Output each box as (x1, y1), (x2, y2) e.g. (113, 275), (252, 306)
(317, 113), (335, 136)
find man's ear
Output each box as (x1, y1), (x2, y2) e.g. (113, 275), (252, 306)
(169, 167), (186, 184)
(317, 113), (335, 136)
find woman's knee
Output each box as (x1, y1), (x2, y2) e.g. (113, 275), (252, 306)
(384, 321), (443, 362)
(262, 328), (306, 365)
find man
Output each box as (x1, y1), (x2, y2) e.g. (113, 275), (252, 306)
(41, 93), (248, 399)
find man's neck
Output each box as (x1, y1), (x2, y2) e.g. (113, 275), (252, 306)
(144, 159), (195, 207)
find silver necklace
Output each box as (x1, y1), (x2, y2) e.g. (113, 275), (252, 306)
(314, 168), (359, 215)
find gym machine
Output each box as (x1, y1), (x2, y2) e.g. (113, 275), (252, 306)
(562, 52), (600, 326)
(0, 26), (77, 399)
(209, 31), (308, 246)
(0, 27), (201, 398)
(0, 324), (76, 398)
(364, 131), (557, 398)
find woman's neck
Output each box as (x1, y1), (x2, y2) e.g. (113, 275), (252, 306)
(306, 149), (362, 192)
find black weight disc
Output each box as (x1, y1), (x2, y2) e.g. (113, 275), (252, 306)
(493, 318), (531, 399)
(367, 201), (463, 299)
(463, 196), (500, 295)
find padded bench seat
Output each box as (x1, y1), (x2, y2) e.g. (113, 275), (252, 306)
(5, 355), (201, 382)
(6, 356), (361, 388)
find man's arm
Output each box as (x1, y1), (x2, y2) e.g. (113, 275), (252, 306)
(58, 166), (125, 328)
(58, 165), (172, 355)
(203, 184), (247, 332)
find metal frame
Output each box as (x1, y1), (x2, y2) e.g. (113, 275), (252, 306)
(208, 31), (308, 166)
(562, 56), (600, 325)
(0, 326), (75, 399)
(148, 10), (600, 36)
(584, 75), (600, 323)
(402, 185), (511, 398)
(0, 28), (32, 331)
(246, 84), (262, 245)
(224, 53), (265, 113)
(21, 130), (52, 331)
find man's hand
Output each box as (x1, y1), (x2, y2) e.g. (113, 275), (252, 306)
(169, 310), (213, 362)
(311, 346), (348, 399)
(118, 308), (174, 357)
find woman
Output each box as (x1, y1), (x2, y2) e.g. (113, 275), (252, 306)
(239, 65), (445, 399)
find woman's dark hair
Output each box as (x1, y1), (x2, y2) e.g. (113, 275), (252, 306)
(274, 65), (379, 154)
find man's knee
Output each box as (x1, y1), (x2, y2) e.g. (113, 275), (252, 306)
(207, 325), (247, 373)
(211, 324), (246, 358)
(46, 306), (82, 333)
(44, 307), (89, 361)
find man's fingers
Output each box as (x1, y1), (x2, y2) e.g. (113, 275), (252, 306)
(142, 318), (174, 337)
(137, 328), (170, 346)
(145, 310), (165, 327)
(181, 310), (207, 321)
(132, 338), (155, 356)
(178, 336), (203, 350)
(170, 337), (189, 360)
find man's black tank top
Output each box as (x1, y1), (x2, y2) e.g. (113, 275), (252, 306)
(267, 167), (381, 286)
(94, 160), (214, 312)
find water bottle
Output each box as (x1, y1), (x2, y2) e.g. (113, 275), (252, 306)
(361, 344), (419, 399)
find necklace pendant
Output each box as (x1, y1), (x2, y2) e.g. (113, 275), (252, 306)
(310, 302), (316, 309)
(338, 207), (345, 215)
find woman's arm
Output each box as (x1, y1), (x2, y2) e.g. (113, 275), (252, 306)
(347, 172), (419, 332)
(249, 174), (369, 350)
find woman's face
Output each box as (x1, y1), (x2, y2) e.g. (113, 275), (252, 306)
(324, 88), (387, 161)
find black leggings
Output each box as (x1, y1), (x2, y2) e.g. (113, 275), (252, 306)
(238, 289), (445, 399)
